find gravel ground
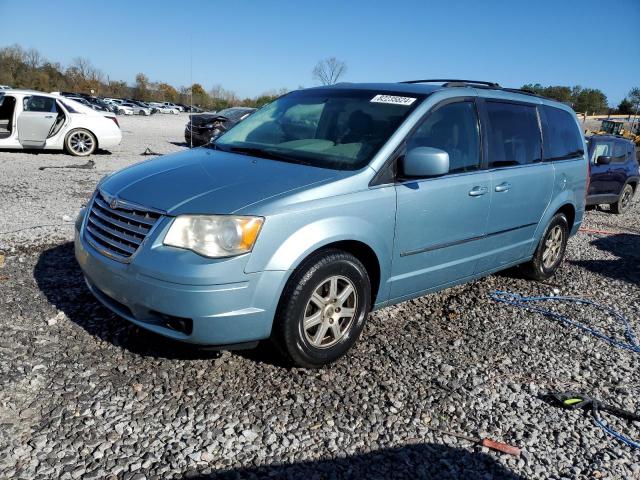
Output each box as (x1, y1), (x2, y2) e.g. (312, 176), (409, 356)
(0, 117), (639, 479)
(0, 113), (188, 249)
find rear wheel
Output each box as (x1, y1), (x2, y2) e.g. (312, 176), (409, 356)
(273, 249), (371, 368)
(610, 184), (634, 214)
(521, 213), (568, 281)
(65, 129), (97, 156)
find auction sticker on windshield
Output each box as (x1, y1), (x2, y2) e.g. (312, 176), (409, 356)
(370, 94), (416, 106)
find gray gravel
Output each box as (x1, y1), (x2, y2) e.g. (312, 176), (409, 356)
(0, 117), (639, 479)
(0, 113), (188, 249)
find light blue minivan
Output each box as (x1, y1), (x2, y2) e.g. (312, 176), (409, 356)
(75, 79), (587, 367)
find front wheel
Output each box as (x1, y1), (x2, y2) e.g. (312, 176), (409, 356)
(65, 129), (97, 156)
(273, 249), (371, 368)
(521, 213), (569, 281)
(610, 184), (634, 214)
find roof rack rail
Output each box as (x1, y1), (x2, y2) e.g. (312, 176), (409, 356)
(400, 79), (501, 88)
(500, 87), (542, 97)
(400, 80), (553, 100)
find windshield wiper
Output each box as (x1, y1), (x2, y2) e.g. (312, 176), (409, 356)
(220, 145), (311, 165)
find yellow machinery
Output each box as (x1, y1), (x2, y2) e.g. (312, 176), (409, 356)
(589, 119), (640, 147)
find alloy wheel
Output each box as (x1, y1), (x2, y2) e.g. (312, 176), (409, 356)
(68, 131), (94, 155)
(542, 225), (564, 269)
(620, 186), (632, 211)
(303, 275), (358, 349)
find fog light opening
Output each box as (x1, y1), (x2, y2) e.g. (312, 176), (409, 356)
(151, 311), (193, 335)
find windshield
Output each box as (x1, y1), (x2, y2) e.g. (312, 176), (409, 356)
(214, 89), (424, 170)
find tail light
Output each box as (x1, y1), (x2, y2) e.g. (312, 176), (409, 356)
(107, 116), (119, 128)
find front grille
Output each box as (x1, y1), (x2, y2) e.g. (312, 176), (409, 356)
(84, 191), (162, 261)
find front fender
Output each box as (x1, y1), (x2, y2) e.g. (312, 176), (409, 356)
(244, 187), (397, 303)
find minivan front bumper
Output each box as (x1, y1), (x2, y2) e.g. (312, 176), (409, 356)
(74, 221), (287, 346)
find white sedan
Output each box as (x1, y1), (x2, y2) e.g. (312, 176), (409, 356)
(121, 102), (151, 116)
(116, 105), (134, 115)
(0, 89), (121, 156)
(153, 104), (180, 115)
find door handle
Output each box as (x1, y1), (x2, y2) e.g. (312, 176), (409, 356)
(495, 182), (511, 192)
(468, 186), (488, 196)
(44, 115), (53, 119)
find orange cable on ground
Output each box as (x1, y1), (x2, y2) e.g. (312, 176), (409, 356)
(578, 227), (620, 235)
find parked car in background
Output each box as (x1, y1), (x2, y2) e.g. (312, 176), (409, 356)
(54, 92), (114, 113)
(116, 104), (134, 115)
(130, 100), (158, 114)
(586, 135), (639, 213)
(120, 102), (151, 116)
(185, 106), (256, 146)
(153, 104), (180, 114)
(0, 85), (12, 90)
(66, 96), (93, 108)
(181, 105), (205, 113)
(162, 102), (184, 112)
(0, 89), (121, 156)
(75, 80), (587, 367)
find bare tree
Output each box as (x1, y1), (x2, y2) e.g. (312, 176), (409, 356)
(312, 57), (347, 85)
(209, 84), (238, 103)
(24, 48), (43, 69)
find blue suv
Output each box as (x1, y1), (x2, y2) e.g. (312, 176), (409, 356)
(75, 80), (587, 367)
(586, 135), (639, 214)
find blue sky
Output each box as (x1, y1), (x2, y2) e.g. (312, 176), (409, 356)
(1, 0), (638, 104)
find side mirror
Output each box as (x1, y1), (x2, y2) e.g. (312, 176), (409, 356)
(403, 147), (449, 178)
(596, 155), (612, 165)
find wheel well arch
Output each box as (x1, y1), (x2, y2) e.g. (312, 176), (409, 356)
(556, 203), (576, 230)
(627, 179), (638, 193)
(302, 240), (381, 308)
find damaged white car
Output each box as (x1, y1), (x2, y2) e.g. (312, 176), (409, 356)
(0, 89), (121, 156)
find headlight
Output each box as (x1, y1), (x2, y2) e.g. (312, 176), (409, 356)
(163, 215), (264, 258)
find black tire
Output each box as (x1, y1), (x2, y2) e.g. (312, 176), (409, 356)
(610, 184), (634, 214)
(273, 249), (371, 368)
(521, 213), (569, 281)
(64, 128), (97, 157)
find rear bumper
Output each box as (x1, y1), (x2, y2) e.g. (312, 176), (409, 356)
(99, 132), (122, 149)
(74, 222), (287, 345)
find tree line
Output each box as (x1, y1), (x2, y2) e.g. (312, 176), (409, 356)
(2, 44), (637, 116)
(0, 44), (285, 110)
(522, 83), (639, 116)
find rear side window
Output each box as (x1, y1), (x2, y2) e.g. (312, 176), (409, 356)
(542, 105), (584, 161)
(23, 95), (58, 113)
(407, 101), (480, 174)
(62, 101), (80, 113)
(485, 101), (541, 168)
(612, 141), (627, 163)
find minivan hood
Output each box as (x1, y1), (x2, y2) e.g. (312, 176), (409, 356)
(100, 148), (340, 215)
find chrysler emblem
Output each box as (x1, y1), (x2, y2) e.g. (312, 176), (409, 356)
(110, 198), (119, 209)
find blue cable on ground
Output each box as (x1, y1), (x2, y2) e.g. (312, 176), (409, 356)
(489, 290), (640, 449)
(490, 290), (640, 354)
